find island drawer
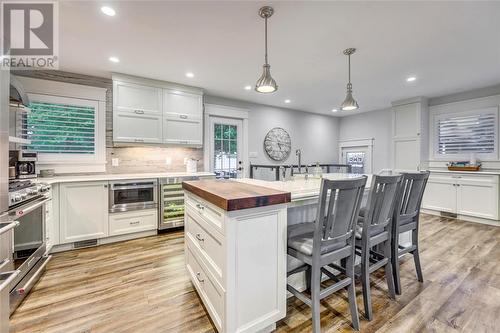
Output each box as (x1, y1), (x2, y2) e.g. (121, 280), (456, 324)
(185, 193), (225, 233)
(109, 209), (158, 236)
(186, 244), (224, 331)
(185, 207), (224, 283)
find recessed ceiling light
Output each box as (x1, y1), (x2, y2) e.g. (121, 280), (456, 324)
(108, 56), (120, 63)
(284, 99), (291, 104)
(244, 85), (252, 90)
(332, 108), (338, 113)
(101, 6), (116, 16)
(406, 76), (417, 82)
(185, 72), (194, 78)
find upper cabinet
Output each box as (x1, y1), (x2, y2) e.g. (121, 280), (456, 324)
(163, 89), (203, 145)
(112, 74), (203, 147)
(391, 98), (429, 172)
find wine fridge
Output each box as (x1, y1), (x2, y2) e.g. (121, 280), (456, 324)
(159, 176), (197, 230)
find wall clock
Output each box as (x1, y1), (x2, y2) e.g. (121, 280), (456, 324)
(264, 127), (291, 161)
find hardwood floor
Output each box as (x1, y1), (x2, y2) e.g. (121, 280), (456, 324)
(10, 214), (500, 333)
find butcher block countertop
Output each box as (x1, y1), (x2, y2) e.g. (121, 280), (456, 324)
(182, 179), (291, 211)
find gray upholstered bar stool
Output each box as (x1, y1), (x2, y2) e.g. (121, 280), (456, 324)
(287, 176), (367, 333)
(352, 174), (401, 320)
(391, 171), (430, 295)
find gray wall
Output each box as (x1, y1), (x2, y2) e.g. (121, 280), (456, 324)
(205, 96), (340, 166)
(338, 108), (392, 173)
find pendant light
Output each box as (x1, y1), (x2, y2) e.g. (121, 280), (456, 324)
(255, 6), (278, 93)
(340, 48), (359, 111)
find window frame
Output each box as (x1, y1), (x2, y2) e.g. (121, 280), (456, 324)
(431, 107), (499, 161)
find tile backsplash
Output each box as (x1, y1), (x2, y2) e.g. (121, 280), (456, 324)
(107, 146), (204, 173)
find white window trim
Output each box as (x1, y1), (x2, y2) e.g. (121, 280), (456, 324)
(16, 76), (107, 173)
(431, 107), (499, 161)
(338, 138), (374, 174)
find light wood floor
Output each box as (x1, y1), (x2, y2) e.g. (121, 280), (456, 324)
(10, 214), (500, 333)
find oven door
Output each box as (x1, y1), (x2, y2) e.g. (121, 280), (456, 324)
(8, 196), (50, 289)
(109, 180), (158, 213)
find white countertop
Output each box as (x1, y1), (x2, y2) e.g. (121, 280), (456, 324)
(38, 171), (215, 184)
(235, 173), (372, 201)
(428, 169), (500, 175)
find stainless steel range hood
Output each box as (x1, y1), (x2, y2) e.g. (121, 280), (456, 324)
(9, 76), (29, 108)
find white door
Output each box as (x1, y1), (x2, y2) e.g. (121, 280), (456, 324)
(209, 117), (243, 179)
(340, 145), (372, 174)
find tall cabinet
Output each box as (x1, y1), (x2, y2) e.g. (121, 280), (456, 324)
(112, 73), (204, 147)
(391, 97), (429, 172)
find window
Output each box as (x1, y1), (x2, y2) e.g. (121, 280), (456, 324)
(433, 108), (498, 159)
(22, 101), (96, 154)
(16, 92), (105, 172)
(213, 123), (238, 179)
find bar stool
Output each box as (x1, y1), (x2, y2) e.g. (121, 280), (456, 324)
(287, 176), (367, 332)
(391, 171), (430, 295)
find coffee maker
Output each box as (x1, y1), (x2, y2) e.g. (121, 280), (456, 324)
(9, 150), (37, 179)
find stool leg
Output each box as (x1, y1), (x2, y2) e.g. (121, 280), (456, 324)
(346, 252), (360, 330)
(311, 265), (321, 333)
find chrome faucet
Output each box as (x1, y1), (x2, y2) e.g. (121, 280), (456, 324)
(296, 149), (302, 174)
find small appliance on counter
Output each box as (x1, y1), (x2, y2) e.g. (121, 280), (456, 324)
(186, 158), (198, 173)
(9, 150), (38, 179)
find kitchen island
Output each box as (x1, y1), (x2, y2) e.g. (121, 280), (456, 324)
(182, 174), (375, 333)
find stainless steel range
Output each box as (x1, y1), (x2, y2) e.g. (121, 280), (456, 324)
(6, 179), (51, 313)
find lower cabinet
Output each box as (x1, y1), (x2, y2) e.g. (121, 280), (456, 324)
(109, 209), (157, 236)
(59, 181), (109, 243)
(184, 192), (287, 333)
(422, 172), (499, 221)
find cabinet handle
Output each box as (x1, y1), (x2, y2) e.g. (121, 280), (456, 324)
(104, 184), (108, 188)
(134, 109), (145, 114)
(130, 221), (140, 225)
(196, 203), (204, 210)
(180, 114), (188, 119)
(179, 140), (188, 144)
(196, 272), (204, 283)
(195, 233), (204, 242)
(134, 139), (144, 142)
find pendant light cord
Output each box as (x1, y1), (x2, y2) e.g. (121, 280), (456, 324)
(264, 17), (268, 65)
(348, 54), (351, 85)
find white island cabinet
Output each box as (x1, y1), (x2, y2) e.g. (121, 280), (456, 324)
(183, 180), (290, 333)
(59, 181), (109, 243)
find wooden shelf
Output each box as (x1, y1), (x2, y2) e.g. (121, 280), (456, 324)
(8, 136), (31, 144)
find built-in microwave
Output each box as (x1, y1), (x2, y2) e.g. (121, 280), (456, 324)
(108, 179), (158, 213)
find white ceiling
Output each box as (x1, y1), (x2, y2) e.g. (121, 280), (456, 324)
(58, 1), (500, 116)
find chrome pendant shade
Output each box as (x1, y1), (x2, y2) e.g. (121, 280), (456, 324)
(340, 48), (359, 111)
(255, 6), (278, 93)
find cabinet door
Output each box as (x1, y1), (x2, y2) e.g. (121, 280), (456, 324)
(163, 89), (203, 118)
(393, 103), (420, 138)
(393, 138), (420, 171)
(457, 179), (499, 220)
(163, 114), (202, 145)
(422, 179), (456, 213)
(60, 181), (109, 243)
(114, 81), (162, 115)
(113, 111), (162, 143)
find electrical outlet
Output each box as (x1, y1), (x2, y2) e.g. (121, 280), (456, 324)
(184, 157), (188, 165)
(112, 158), (119, 167)
(249, 152), (258, 158)
(165, 157), (172, 165)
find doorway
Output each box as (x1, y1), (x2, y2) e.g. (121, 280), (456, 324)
(339, 139), (374, 174)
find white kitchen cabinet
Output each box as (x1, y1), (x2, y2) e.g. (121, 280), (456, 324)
(60, 181), (109, 243)
(113, 111), (163, 144)
(422, 172), (499, 221)
(113, 81), (162, 115)
(391, 98), (429, 172)
(163, 89), (203, 146)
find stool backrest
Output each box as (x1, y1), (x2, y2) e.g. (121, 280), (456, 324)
(313, 176), (367, 255)
(394, 171), (430, 225)
(362, 175), (402, 237)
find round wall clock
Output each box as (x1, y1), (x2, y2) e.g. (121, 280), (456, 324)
(264, 127), (291, 161)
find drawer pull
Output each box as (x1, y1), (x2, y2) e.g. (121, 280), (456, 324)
(134, 109), (145, 114)
(180, 114), (188, 119)
(196, 203), (205, 210)
(130, 221), (140, 225)
(196, 272), (204, 283)
(195, 233), (204, 242)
